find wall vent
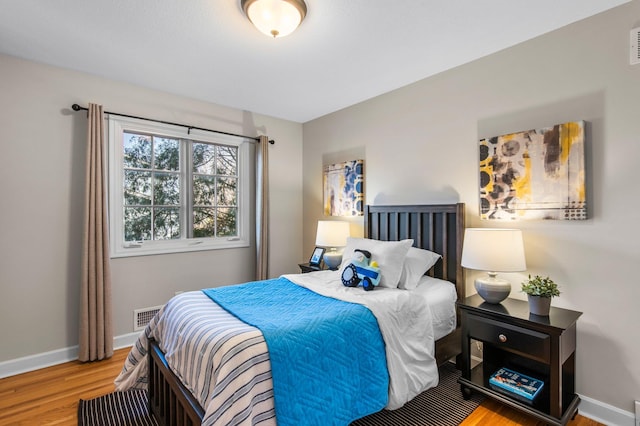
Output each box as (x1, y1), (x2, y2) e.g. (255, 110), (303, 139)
(133, 305), (163, 331)
(631, 27), (640, 65)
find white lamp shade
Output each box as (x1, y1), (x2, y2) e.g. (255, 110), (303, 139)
(461, 228), (526, 272)
(242, 0), (307, 38)
(315, 221), (350, 248)
(461, 228), (526, 304)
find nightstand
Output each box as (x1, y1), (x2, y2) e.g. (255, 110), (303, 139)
(458, 295), (582, 426)
(298, 263), (325, 273)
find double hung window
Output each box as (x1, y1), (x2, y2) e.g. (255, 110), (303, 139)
(108, 116), (250, 257)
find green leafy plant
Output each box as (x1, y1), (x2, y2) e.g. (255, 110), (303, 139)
(521, 275), (561, 298)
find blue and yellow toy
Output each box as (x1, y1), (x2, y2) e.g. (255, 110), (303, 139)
(341, 249), (381, 291)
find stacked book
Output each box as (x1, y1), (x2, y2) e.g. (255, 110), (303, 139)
(489, 367), (544, 404)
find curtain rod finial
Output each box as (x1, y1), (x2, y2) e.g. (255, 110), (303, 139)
(72, 104), (82, 111)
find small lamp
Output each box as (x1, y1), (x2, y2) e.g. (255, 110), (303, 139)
(461, 228), (526, 304)
(315, 221), (350, 270)
(241, 0), (307, 38)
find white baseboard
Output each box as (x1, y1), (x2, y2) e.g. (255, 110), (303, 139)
(0, 345), (79, 379)
(114, 332), (141, 349)
(0, 332), (139, 379)
(579, 394), (635, 426)
(470, 354), (482, 368)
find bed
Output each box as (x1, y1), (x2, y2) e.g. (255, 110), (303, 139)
(115, 203), (465, 426)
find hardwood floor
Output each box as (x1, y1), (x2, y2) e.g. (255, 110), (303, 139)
(0, 347), (602, 425)
(459, 398), (602, 426)
(0, 349), (126, 425)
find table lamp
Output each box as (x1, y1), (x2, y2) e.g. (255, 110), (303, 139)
(315, 221), (350, 270)
(461, 228), (526, 304)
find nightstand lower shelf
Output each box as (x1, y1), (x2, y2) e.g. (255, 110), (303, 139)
(459, 364), (581, 426)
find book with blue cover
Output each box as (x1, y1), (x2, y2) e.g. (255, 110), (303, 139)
(489, 367), (544, 404)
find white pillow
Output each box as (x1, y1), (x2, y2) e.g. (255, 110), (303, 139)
(339, 237), (413, 288)
(398, 247), (442, 290)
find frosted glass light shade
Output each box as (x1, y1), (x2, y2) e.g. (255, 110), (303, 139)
(461, 228), (526, 304)
(242, 0), (307, 38)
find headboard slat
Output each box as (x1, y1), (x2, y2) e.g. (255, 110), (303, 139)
(441, 213), (449, 282)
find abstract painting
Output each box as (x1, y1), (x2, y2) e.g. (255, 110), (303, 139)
(479, 121), (586, 220)
(323, 160), (364, 216)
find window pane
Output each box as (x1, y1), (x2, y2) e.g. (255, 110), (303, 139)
(123, 133), (151, 169)
(153, 172), (180, 206)
(217, 146), (237, 176)
(154, 208), (180, 240)
(154, 137), (179, 171)
(193, 142), (216, 174)
(124, 170), (152, 205)
(193, 208), (215, 238)
(217, 177), (237, 206)
(124, 207), (151, 241)
(217, 207), (237, 237)
(111, 115), (250, 256)
(193, 176), (215, 206)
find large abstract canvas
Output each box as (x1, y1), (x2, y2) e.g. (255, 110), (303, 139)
(323, 160), (364, 216)
(479, 121), (586, 220)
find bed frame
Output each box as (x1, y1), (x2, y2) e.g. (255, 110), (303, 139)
(148, 203), (465, 425)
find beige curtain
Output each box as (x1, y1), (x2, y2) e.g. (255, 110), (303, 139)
(79, 103), (113, 362)
(256, 135), (270, 280)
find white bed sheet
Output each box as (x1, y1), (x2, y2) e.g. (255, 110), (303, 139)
(412, 275), (458, 340)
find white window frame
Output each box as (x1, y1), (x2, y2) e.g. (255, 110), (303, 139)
(108, 115), (251, 258)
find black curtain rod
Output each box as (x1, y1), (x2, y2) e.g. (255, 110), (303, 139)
(71, 104), (274, 144)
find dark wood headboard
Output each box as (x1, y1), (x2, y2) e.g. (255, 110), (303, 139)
(364, 203), (466, 303)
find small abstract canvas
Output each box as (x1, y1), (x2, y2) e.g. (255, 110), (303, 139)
(323, 160), (364, 216)
(479, 121), (586, 220)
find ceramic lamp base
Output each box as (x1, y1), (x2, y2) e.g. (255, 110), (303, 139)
(475, 274), (511, 304)
(323, 251), (343, 270)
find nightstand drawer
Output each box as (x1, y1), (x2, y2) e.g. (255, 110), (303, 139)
(468, 316), (550, 363)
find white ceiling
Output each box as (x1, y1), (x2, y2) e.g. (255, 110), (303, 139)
(0, 0), (630, 123)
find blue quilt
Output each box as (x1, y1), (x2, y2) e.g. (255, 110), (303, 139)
(202, 278), (388, 426)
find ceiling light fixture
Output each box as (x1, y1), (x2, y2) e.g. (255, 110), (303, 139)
(241, 0), (307, 38)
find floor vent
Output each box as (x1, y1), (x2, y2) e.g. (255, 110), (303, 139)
(631, 27), (640, 65)
(133, 305), (163, 331)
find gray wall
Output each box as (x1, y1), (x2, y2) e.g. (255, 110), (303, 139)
(303, 1), (640, 417)
(1, 0), (638, 420)
(0, 54), (303, 361)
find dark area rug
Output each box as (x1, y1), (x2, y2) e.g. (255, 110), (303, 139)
(78, 363), (482, 426)
(78, 388), (158, 426)
(351, 362), (484, 426)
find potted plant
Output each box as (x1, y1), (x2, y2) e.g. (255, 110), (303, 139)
(521, 275), (560, 316)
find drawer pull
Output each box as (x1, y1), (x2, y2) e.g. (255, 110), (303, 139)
(498, 334), (508, 343)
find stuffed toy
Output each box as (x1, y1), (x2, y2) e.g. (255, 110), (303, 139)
(341, 249), (381, 291)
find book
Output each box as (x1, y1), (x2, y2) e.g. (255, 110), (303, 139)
(489, 367), (544, 404)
